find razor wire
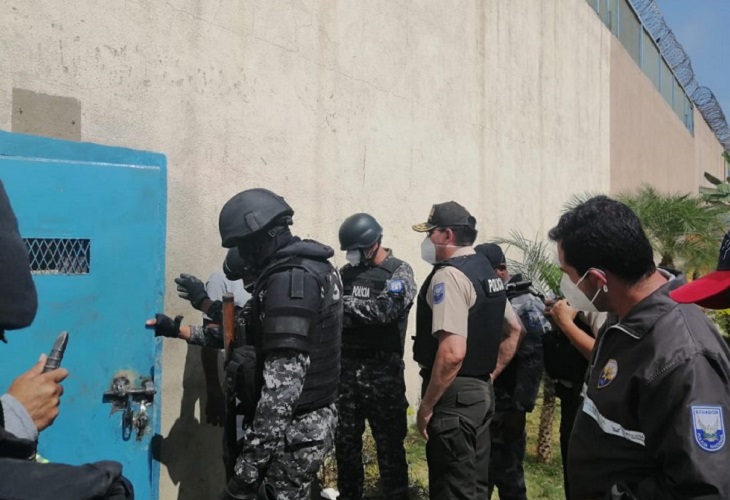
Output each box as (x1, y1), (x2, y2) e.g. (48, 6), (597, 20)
(630, 0), (730, 153)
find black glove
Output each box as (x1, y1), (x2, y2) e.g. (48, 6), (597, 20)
(175, 273), (209, 309)
(148, 313), (183, 338)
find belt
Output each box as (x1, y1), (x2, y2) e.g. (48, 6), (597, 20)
(420, 368), (491, 383)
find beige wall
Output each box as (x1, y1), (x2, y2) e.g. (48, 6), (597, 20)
(694, 110), (727, 190)
(609, 35), (726, 195)
(0, 1), (679, 498)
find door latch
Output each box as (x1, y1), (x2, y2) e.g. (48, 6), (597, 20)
(103, 376), (155, 441)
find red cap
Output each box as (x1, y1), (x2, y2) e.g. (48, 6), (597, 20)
(670, 231), (730, 309)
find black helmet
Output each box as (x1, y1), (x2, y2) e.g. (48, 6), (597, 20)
(219, 188), (294, 248)
(338, 213), (383, 250)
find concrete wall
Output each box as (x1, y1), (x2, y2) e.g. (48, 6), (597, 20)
(0, 1), (658, 498)
(609, 34), (726, 195)
(694, 110), (727, 190)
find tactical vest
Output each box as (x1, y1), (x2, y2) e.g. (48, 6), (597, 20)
(340, 256), (408, 355)
(249, 252), (342, 413)
(413, 252), (506, 378)
(494, 288), (547, 402)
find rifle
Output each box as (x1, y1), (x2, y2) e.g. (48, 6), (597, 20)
(222, 292), (237, 481)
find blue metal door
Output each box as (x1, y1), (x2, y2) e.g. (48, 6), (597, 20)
(0, 131), (166, 499)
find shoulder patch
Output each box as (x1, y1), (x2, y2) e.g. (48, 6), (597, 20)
(433, 282), (445, 305)
(692, 406), (726, 452)
(597, 359), (618, 389)
(388, 279), (404, 294)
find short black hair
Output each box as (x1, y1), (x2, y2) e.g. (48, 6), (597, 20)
(449, 226), (478, 246)
(548, 195), (655, 284)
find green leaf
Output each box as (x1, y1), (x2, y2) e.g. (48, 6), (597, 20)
(704, 172), (723, 185)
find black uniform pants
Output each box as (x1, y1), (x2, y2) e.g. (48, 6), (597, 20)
(555, 381), (583, 500)
(487, 410), (528, 500)
(424, 376), (494, 500)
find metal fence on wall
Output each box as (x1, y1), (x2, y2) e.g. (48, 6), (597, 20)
(630, 0), (730, 153)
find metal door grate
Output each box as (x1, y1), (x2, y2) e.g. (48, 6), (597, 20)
(24, 238), (91, 275)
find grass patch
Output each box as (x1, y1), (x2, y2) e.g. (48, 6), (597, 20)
(318, 389), (565, 499)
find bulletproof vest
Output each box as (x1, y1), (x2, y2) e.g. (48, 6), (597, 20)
(413, 252), (506, 378)
(249, 248), (342, 414)
(340, 256), (408, 354)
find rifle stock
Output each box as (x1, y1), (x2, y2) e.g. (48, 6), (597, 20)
(222, 292), (237, 481)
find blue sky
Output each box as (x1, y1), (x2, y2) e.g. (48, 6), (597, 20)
(654, 0), (730, 121)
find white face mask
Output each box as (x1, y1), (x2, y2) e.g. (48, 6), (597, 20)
(345, 250), (361, 266)
(560, 271), (605, 313)
(421, 237), (438, 265)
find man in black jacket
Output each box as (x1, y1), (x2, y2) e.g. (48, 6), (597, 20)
(549, 195), (730, 499)
(0, 180), (133, 499)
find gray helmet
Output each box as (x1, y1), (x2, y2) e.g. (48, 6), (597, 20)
(338, 213), (383, 250)
(219, 188), (294, 248)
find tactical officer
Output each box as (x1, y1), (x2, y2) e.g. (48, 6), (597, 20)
(148, 188), (342, 500)
(335, 213), (415, 500)
(411, 202), (523, 500)
(475, 243), (548, 500)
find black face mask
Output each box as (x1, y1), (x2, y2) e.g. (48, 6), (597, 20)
(236, 226), (293, 274)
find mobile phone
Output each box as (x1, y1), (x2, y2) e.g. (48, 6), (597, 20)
(42, 331), (69, 373)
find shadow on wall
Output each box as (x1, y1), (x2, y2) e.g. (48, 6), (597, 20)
(152, 345), (225, 500)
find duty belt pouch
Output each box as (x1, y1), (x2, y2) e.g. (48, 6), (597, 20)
(226, 345), (259, 420)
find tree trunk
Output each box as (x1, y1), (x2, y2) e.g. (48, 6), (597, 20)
(536, 376), (556, 463)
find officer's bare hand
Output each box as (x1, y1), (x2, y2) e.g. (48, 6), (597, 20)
(417, 403), (433, 440)
(145, 314), (190, 340)
(7, 354), (68, 432)
(544, 299), (577, 329)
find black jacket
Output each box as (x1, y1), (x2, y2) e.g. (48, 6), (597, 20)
(568, 277), (730, 500)
(0, 428), (134, 499)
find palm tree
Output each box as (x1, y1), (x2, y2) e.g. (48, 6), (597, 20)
(492, 231), (562, 298)
(492, 231), (561, 463)
(563, 186), (725, 276)
(616, 185), (725, 272)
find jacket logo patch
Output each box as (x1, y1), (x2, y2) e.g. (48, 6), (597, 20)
(433, 282), (445, 305)
(692, 405), (725, 452)
(388, 279), (404, 294)
(352, 285), (371, 299)
(597, 359), (618, 389)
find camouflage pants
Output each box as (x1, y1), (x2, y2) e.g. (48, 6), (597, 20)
(487, 411), (527, 500)
(234, 404), (337, 500)
(335, 353), (410, 500)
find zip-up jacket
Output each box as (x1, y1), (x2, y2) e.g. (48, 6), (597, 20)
(568, 276), (730, 499)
